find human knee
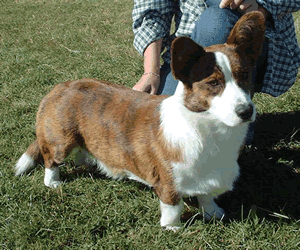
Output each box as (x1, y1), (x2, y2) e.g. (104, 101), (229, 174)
(191, 6), (240, 46)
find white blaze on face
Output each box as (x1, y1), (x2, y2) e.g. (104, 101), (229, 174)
(209, 52), (255, 127)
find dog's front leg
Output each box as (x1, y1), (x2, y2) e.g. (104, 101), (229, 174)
(160, 199), (184, 231)
(197, 193), (225, 220)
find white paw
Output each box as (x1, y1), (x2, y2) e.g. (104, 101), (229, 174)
(15, 153), (35, 176)
(163, 225), (182, 232)
(45, 180), (62, 189)
(160, 200), (184, 230)
(44, 167), (61, 188)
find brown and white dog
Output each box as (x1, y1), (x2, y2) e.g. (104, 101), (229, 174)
(15, 12), (265, 230)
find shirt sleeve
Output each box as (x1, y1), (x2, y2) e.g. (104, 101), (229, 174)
(256, 0), (300, 16)
(132, 0), (176, 56)
(256, 1), (300, 96)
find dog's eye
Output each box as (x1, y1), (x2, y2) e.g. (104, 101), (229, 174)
(208, 80), (221, 87)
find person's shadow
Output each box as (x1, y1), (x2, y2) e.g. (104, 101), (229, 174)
(218, 111), (300, 220)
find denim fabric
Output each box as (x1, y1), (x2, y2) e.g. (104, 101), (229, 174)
(191, 0), (241, 47)
(158, 1), (268, 95)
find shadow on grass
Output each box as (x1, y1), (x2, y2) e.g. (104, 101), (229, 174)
(59, 163), (151, 192)
(59, 164), (105, 181)
(218, 111), (300, 221)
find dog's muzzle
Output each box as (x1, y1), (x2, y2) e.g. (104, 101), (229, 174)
(235, 103), (254, 122)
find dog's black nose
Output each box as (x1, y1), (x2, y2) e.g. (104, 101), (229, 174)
(235, 103), (254, 121)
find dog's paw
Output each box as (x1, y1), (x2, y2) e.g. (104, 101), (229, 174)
(198, 195), (226, 220)
(204, 206), (226, 220)
(163, 225), (182, 232)
(44, 167), (61, 188)
(45, 180), (62, 189)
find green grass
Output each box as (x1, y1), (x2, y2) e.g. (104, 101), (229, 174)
(1, 0), (300, 248)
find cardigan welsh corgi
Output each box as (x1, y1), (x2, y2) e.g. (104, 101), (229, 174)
(15, 12), (265, 230)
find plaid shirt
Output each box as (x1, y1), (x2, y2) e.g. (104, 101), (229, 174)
(132, 0), (300, 96)
(132, 0), (206, 65)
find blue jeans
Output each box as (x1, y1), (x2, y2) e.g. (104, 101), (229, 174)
(157, 0), (268, 95)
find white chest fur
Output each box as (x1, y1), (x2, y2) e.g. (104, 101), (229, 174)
(160, 82), (248, 197)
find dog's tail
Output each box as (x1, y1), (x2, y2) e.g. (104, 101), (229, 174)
(15, 140), (42, 176)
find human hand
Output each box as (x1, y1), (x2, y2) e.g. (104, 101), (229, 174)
(219, 0), (268, 17)
(132, 73), (160, 95)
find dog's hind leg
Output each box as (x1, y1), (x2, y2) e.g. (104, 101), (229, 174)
(42, 148), (63, 188)
(44, 165), (61, 188)
(15, 140), (42, 176)
(41, 140), (77, 188)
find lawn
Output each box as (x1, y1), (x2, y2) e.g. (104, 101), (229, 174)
(1, 0), (300, 249)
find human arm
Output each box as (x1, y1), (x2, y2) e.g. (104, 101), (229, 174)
(132, 39), (162, 94)
(132, 0), (175, 94)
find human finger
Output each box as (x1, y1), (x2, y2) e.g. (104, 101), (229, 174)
(219, 0), (233, 9)
(238, 3), (252, 12)
(219, 0), (244, 9)
(230, 0), (245, 10)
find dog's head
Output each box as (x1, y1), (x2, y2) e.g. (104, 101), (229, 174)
(171, 11), (266, 127)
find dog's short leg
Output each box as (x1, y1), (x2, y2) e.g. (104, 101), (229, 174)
(41, 138), (74, 188)
(160, 199), (184, 231)
(44, 167), (61, 188)
(197, 194), (225, 219)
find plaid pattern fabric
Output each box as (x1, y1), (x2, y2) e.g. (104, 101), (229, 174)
(256, 0), (300, 96)
(132, 0), (206, 63)
(132, 0), (300, 96)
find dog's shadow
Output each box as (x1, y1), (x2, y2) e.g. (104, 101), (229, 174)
(218, 111), (300, 220)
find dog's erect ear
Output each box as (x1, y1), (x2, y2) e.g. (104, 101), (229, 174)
(226, 11), (266, 65)
(171, 37), (206, 83)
